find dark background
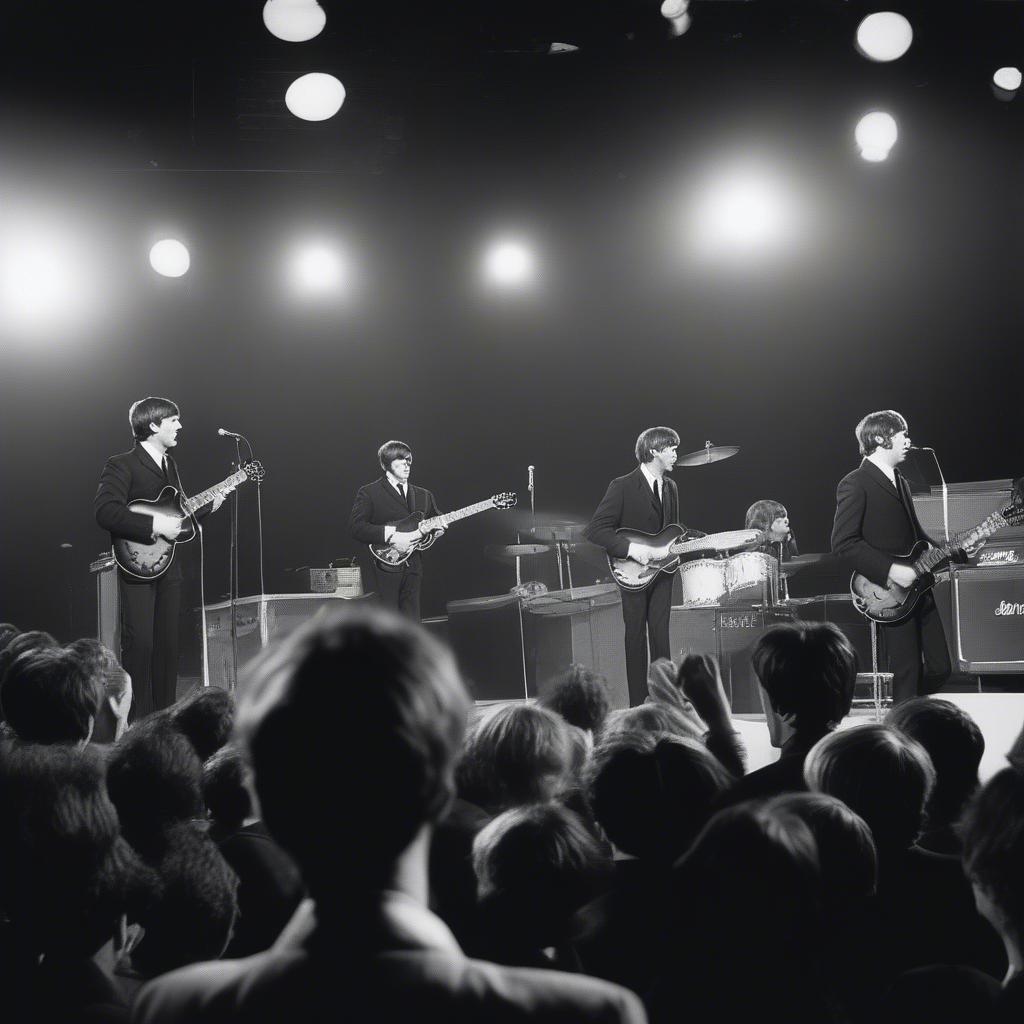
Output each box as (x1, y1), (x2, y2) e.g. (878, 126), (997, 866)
(1, 2), (1021, 653)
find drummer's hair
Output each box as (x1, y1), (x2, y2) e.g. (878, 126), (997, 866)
(635, 427), (680, 464)
(378, 440), (413, 471)
(855, 411), (907, 456)
(745, 499), (787, 532)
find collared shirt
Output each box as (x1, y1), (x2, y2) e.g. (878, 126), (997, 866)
(385, 471), (409, 502)
(865, 452), (897, 487)
(639, 462), (663, 502)
(140, 440), (168, 476)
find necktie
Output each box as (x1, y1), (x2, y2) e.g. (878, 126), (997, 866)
(399, 483), (407, 505)
(653, 479), (661, 505)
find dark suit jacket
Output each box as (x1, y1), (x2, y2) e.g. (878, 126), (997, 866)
(718, 729), (825, 807)
(831, 460), (931, 587)
(349, 477), (441, 575)
(95, 446), (204, 582)
(585, 468), (680, 559)
(132, 894), (647, 1024)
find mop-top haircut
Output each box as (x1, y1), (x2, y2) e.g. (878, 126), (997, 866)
(634, 427), (680, 464)
(130, 397), (180, 442)
(855, 410), (907, 457)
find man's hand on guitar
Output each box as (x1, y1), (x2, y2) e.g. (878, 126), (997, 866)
(627, 541), (655, 566)
(211, 493), (226, 513)
(887, 563), (917, 589)
(151, 513), (184, 541)
(390, 529), (422, 554)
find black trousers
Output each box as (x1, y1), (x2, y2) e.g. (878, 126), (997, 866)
(373, 564), (423, 622)
(119, 572), (182, 721)
(880, 591), (952, 704)
(620, 569), (674, 706)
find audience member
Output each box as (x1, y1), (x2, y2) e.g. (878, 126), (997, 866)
(67, 638), (133, 745)
(727, 622), (857, 804)
(0, 643), (103, 745)
(805, 723), (1005, 981)
(0, 628), (56, 685)
(886, 697), (984, 854)
(576, 732), (732, 993)
(133, 605), (646, 1024)
(539, 664), (611, 739)
(472, 802), (612, 970)
(0, 742), (160, 1024)
(203, 745), (304, 958)
(168, 686), (235, 762)
(647, 801), (842, 1024)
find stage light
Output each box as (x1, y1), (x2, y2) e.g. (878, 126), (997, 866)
(688, 170), (790, 260)
(263, 0), (326, 43)
(149, 239), (190, 277)
(855, 111), (898, 161)
(483, 240), (535, 287)
(660, 0), (688, 18)
(993, 67), (1022, 93)
(285, 73), (346, 121)
(287, 242), (347, 296)
(855, 12), (913, 62)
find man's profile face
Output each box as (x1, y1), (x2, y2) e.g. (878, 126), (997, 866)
(149, 415), (181, 448)
(651, 445), (678, 473)
(389, 455), (412, 481)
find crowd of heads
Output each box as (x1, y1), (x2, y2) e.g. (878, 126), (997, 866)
(2, 608), (1023, 1023)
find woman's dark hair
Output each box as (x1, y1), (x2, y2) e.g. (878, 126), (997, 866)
(170, 686), (235, 761)
(752, 622), (857, 732)
(587, 732), (732, 862)
(456, 703), (572, 813)
(129, 396), (179, 442)
(66, 638), (130, 702)
(961, 766), (1024, 936)
(804, 724), (935, 852)
(539, 663), (611, 736)
(203, 745), (253, 832)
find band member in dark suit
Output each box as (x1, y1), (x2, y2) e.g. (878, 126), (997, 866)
(831, 410), (952, 704)
(348, 440), (444, 622)
(585, 427), (681, 707)
(94, 397), (223, 721)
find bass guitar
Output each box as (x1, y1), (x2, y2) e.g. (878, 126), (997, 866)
(370, 492), (517, 567)
(850, 483), (1024, 624)
(112, 461), (266, 579)
(608, 526), (768, 591)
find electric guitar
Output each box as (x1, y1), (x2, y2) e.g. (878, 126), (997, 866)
(112, 461), (266, 579)
(608, 526), (768, 591)
(850, 484), (1024, 624)
(370, 492), (517, 567)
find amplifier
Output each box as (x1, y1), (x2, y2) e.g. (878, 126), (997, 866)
(951, 566), (1024, 672)
(912, 479), (1024, 550)
(90, 553), (120, 655)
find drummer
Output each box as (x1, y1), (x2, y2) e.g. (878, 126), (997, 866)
(744, 499), (798, 560)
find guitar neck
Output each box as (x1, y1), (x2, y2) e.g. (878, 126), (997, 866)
(912, 512), (1008, 573)
(422, 499), (494, 531)
(182, 469), (247, 515)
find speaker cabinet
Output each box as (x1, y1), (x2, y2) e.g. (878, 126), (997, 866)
(446, 594), (529, 701)
(90, 554), (120, 654)
(951, 567), (1024, 672)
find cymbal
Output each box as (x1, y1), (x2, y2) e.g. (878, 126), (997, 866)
(677, 443), (740, 467)
(485, 543), (552, 561)
(526, 523), (587, 542)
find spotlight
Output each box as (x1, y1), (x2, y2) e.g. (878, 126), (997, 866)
(149, 239), (190, 278)
(263, 0), (326, 43)
(689, 170), (789, 260)
(287, 243), (347, 296)
(484, 241), (535, 287)
(855, 111), (898, 162)
(855, 12), (913, 62)
(285, 73), (346, 121)
(660, 0), (691, 36)
(993, 66), (1022, 96)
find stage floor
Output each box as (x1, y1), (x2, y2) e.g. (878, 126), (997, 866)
(735, 692), (1024, 783)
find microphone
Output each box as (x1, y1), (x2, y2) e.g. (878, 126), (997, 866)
(528, 465), (535, 492)
(908, 446), (934, 451)
(218, 427), (243, 439)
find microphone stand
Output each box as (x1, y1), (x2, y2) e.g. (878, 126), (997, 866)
(229, 438), (241, 693)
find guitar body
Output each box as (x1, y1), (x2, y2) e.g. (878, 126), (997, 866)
(607, 525), (689, 592)
(112, 487), (197, 580)
(369, 512), (440, 568)
(849, 541), (936, 624)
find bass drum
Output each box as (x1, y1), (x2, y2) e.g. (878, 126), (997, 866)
(678, 559), (728, 608)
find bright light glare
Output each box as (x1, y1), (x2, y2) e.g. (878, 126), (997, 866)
(855, 111), (898, 161)
(993, 67), (1022, 92)
(285, 73), (346, 121)
(149, 239), (190, 277)
(263, 0), (326, 42)
(287, 243), (347, 296)
(688, 171), (791, 261)
(855, 12), (913, 62)
(484, 241), (535, 287)
(660, 0), (688, 18)
(0, 225), (96, 334)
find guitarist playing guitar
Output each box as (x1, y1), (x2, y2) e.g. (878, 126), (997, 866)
(348, 440), (445, 622)
(95, 397), (226, 720)
(831, 410), (956, 705)
(585, 426), (682, 707)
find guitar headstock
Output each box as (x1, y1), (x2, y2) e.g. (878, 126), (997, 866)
(243, 460), (266, 484)
(492, 492), (517, 509)
(999, 478), (1024, 527)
